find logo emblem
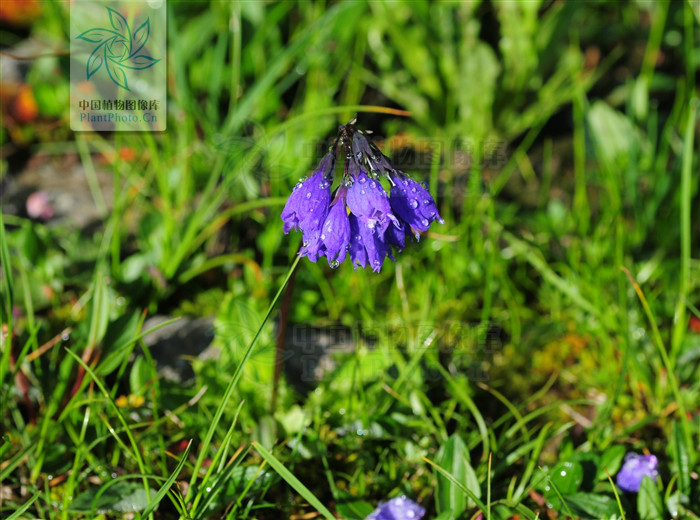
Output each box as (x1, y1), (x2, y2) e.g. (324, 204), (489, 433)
(76, 7), (160, 91)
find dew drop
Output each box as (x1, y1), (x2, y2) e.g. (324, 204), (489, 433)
(421, 219), (429, 227)
(319, 179), (330, 189)
(358, 176), (367, 183)
(360, 189), (366, 194)
(409, 199), (418, 209)
(423, 198), (431, 205)
(294, 182), (302, 191)
(411, 186), (417, 193)
(305, 192), (311, 199)
(330, 260), (340, 268)
(321, 234), (326, 240)
(369, 180), (376, 188)
(354, 235), (361, 241)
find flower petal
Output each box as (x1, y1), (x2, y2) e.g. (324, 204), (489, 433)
(346, 167), (397, 233)
(389, 174), (443, 234)
(321, 192), (351, 267)
(281, 152), (334, 234)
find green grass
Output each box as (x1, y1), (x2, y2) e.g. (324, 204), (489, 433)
(1, 1), (699, 519)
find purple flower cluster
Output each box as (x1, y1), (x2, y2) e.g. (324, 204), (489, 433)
(281, 120), (443, 272)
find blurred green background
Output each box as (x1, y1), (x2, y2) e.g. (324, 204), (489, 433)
(1, 1), (699, 519)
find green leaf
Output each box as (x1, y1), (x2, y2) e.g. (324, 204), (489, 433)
(548, 461), (583, 495)
(598, 445), (626, 480)
(670, 420), (691, 495)
(564, 492), (619, 519)
(334, 491), (374, 520)
(129, 355), (152, 396)
(435, 434), (481, 516)
(70, 481), (152, 514)
(637, 475), (663, 520)
(87, 270), (111, 349)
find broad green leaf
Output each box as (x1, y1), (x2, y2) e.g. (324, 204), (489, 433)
(334, 491), (374, 520)
(670, 420), (691, 495)
(564, 492), (619, 519)
(638, 475), (663, 520)
(548, 461), (583, 495)
(70, 481), (153, 514)
(598, 445), (626, 480)
(435, 434), (480, 516)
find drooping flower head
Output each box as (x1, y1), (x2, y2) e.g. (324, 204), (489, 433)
(365, 496), (425, 520)
(616, 452), (659, 492)
(281, 118), (443, 272)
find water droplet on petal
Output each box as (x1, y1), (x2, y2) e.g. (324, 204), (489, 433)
(294, 182), (302, 191)
(321, 234), (326, 240)
(306, 192), (311, 199)
(330, 260), (340, 268)
(359, 176), (367, 183)
(421, 218), (429, 227)
(409, 199), (418, 209)
(423, 198), (430, 205)
(369, 180), (376, 188)
(360, 189), (365, 194)
(411, 186), (417, 193)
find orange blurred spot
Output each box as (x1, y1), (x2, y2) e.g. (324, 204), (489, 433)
(119, 146), (137, 162)
(689, 316), (700, 334)
(13, 85), (39, 123)
(0, 0), (42, 26)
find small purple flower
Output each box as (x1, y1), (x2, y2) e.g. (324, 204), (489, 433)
(356, 215), (393, 273)
(616, 452), (659, 492)
(389, 174), (443, 238)
(280, 151), (334, 234)
(320, 188), (351, 268)
(348, 213), (367, 269)
(346, 166), (398, 233)
(365, 496), (425, 520)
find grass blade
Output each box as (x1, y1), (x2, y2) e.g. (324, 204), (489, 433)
(251, 441), (335, 520)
